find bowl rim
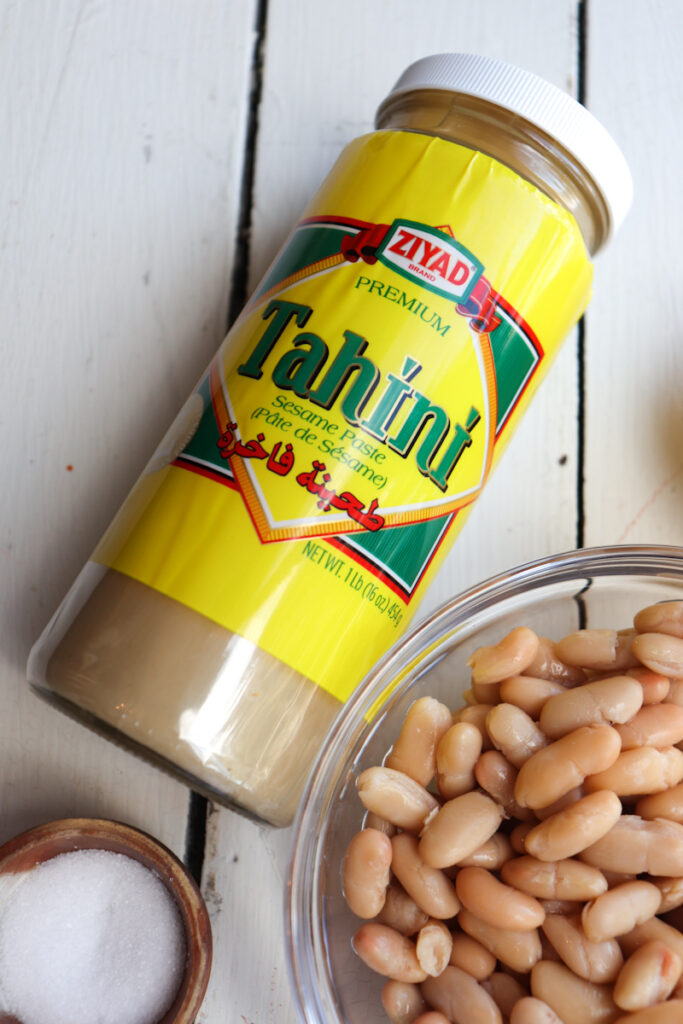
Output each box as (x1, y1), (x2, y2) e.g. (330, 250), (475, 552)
(286, 542), (683, 1024)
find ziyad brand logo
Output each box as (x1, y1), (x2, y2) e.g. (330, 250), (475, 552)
(376, 220), (484, 304)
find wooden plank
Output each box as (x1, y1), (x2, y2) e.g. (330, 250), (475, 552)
(0, 0), (256, 855)
(584, 0), (683, 547)
(202, 5), (582, 1022)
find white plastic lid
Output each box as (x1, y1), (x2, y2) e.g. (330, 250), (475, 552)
(378, 53), (632, 240)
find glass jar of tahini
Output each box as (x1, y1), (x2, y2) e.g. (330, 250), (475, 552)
(29, 53), (632, 826)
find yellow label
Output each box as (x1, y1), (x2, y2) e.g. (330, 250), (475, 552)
(94, 131), (592, 702)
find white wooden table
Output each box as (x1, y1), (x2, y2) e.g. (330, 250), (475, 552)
(3, 1), (682, 1020)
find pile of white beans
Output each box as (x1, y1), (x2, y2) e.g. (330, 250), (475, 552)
(341, 601), (683, 1024)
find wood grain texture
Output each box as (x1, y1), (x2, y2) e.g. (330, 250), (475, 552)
(0, 0), (256, 848)
(198, 809), (294, 1024)
(584, 0), (683, 546)
(202, 3), (582, 1021)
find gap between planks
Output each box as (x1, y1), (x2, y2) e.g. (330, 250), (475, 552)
(183, 0), (271, 884)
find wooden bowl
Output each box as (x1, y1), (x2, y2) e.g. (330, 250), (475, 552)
(0, 818), (212, 1024)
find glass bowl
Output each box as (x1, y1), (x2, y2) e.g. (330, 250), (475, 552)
(287, 544), (683, 1024)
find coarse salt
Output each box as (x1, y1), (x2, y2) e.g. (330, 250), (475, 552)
(0, 849), (186, 1024)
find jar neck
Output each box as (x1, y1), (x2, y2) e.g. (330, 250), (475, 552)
(375, 90), (609, 256)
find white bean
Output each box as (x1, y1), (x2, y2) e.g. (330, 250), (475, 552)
(501, 856), (607, 901)
(416, 919), (453, 977)
(524, 790), (622, 861)
(342, 828), (393, 918)
(457, 833), (514, 870)
(613, 1003), (683, 1023)
(387, 697), (453, 787)
(391, 833), (461, 920)
(486, 703), (547, 768)
(632, 632), (683, 678)
(357, 766), (439, 832)
(581, 881), (661, 942)
(579, 815), (683, 876)
(419, 792), (503, 869)
(455, 866), (545, 931)
(459, 908), (542, 973)
(449, 933), (496, 980)
(499, 675), (566, 718)
(613, 940), (682, 1012)
(436, 722), (482, 799)
(510, 997), (565, 1024)
(526, 638), (587, 685)
(539, 676), (642, 739)
(541, 913), (623, 983)
(421, 965), (503, 1024)
(483, 972), (527, 1018)
(530, 960), (618, 1024)
(353, 923), (427, 983)
(468, 627), (540, 685)
(584, 746), (683, 797)
(377, 882), (430, 936)
(381, 980), (428, 1024)
(515, 725), (621, 809)
(556, 629), (638, 672)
